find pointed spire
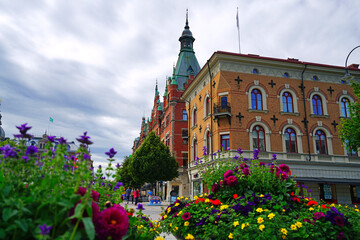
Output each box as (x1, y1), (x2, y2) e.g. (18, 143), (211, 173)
(155, 79), (159, 96)
(185, 9), (189, 29)
(171, 65), (178, 85)
(164, 79), (168, 96)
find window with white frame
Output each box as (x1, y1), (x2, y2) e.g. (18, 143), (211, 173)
(204, 95), (210, 117)
(284, 128), (297, 153)
(192, 107), (197, 127)
(252, 125), (266, 151)
(315, 129), (327, 154)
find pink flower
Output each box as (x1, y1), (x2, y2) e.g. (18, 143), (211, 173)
(270, 165), (278, 173)
(212, 183), (220, 193)
(259, 162), (265, 166)
(242, 167), (250, 176)
(182, 212), (191, 221)
(95, 204), (129, 240)
(91, 190), (100, 202)
(224, 170), (234, 179)
(77, 187), (87, 196)
(225, 175), (238, 186)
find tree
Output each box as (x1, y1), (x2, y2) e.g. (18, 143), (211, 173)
(339, 81), (360, 152)
(130, 132), (179, 187)
(116, 156), (141, 188)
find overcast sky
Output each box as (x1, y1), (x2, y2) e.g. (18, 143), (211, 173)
(1, 0), (359, 167)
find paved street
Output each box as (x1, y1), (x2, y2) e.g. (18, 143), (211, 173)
(120, 201), (176, 240)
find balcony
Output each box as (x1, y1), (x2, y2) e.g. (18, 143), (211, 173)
(213, 102), (232, 125)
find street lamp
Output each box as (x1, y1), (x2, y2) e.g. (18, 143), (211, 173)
(342, 45), (360, 82)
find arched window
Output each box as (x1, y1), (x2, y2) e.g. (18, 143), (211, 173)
(315, 130), (327, 154)
(205, 97), (210, 117)
(251, 89), (262, 110)
(312, 94), (323, 115)
(193, 139), (198, 161)
(206, 131), (210, 155)
(285, 128), (297, 153)
(341, 97), (350, 118)
(282, 92), (293, 113)
(192, 108), (197, 126)
(252, 125), (265, 151)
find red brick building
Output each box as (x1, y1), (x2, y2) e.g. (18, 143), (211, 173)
(133, 13), (200, 198)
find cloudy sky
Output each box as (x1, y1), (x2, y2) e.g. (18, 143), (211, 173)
(1, 0), (359, 167)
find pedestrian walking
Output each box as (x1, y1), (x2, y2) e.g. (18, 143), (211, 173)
(125, 186), (131, 204)
(134, 188), (140, 205)
(131, 188), (134, 204)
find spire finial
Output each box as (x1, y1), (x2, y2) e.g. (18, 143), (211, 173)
(186, 9), (188, 26)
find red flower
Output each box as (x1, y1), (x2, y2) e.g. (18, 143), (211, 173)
(270, 165), (279, 174)
(195, 198), (205, 204)
(291, 197), (301, 203)
(307, 201), (318, 206)
(233, 194), (238, 199)
(278, 164), (291, 175)
(210, 199), (222, 205)
(225, 175), (238, 186)
(212, 183), (220, 193)
(94, 204), (129, 240)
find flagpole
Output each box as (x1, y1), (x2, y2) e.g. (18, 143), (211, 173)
(236, 7), (241, 54)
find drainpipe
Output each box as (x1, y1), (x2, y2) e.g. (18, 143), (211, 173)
(301, 64), (311, 161)
(207, 60), (214, 161)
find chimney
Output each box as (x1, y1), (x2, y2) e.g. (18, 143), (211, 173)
(348, 64), (359, 69)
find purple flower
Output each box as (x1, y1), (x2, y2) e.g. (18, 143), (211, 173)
(76, 131), (93, 145)
(337, 232), (345, 240)
(83, 154), (91, 160)
(272, 153), (277, 160)
(47, 136), (56, 143)
(14, 123), (33, 139)
(202, 146), (208, 156)
(39, 224), (52, 235)
(237, 147), (243, 155)
(253, 149), (260, 159)
(26, 145), (38, 156)
(105, 148), (117, 159)
(58, 137), (67, 144)
(22, 156), (29, 163)
(233, 155), (239, 160)
(116, 163), (121, 168)
(137, 203), (145, 210)
(98, 165), (102, 169)
(101, 182), (105, 186)
(0, 144), (18, 158)
(243, 158), (249, 161)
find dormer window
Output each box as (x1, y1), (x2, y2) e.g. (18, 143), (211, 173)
(313, 75), (319, 81)
(253, 68), (259, 74)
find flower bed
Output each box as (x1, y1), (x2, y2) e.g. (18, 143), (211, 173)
(159, 149), (360, 239)
(0, 124), (159, 240)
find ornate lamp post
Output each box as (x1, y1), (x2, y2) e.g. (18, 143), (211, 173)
(342, 45), (360, 81)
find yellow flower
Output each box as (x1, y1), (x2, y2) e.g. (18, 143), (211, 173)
(280, 228), (287, 235)
(309, 207), (314, 211)
(167, 207), (171, 213)
(220, 205), (229, 210)
(260, 194), (264, 197)
(295, 222), (302, 228)
(180, 196), (184, 199)
(283, 209), (286, 212)
(330, 203), (335, 207)
(233, 221), (239, 227)
(170, 223), (173, 227)
(256, 208), (263, 213)
(290, 224), (297, 230)
(246, 223), (249, 226)
(178, 211), (182, 215)
(174, 226), (178, 231)
(355, 209), (359, 212)
(200, 195), (203, 197)
(268, 213), (275, 219)
(163, 215), (167, 219)
(205, 199), (210, 203)
(204, 193), (208, 196)
(259, 224), (265, 231)
(355, 205), (358, 208)
(177, 197), (180, 200)
(194, 196), (198, 200)
(185, 197), (189, 200)
(155, 237), (165, 240)
(185, 233), (195, 240)
(184, 221), (189, 226)
(175, 203), (180, 206)
(257, 217), (264, 224)
(228, 233), (234, 239)
(241, 223), (246, 229)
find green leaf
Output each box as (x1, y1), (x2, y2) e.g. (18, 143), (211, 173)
(82, 217), (95, 240)
(15, 219), (28, 232)
(69, 203), (83, 219)
(2, 208), (18, 222)
(1, 185), (11, 197)
(0, 228), (5, 239)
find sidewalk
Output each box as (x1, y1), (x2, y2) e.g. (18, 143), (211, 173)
(120, 201), (176, 240)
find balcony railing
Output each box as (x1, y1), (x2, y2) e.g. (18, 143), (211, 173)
(213, 102), (231, 114)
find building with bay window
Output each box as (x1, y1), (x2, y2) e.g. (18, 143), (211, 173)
(182, 51), (360, 204)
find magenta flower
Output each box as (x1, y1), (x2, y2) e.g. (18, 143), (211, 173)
(270, 165), (278, 173)
(279, 164), (291, 174)
(259, 162), (265, 166)
(240, 163), (249, 169)
(242, 167), (250, 176)
(94, 204), (129, 240)
(314, 212), (325, 220)
(182, 212), (191, 220)
(225, 175), (238, 186)
(212, 183), (220, 193)
(224, 170), (234, 179)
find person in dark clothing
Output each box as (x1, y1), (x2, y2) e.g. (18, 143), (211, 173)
(125, 187), (131, 204)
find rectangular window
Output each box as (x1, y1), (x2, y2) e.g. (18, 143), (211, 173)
(220, 96), (228, 109)
(182, 110), (188, 121)
(221, 134), (230, 151)
(193, 181), (201, 197)
(350, 185), (360, 204)
(319, 183), (337, 204)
